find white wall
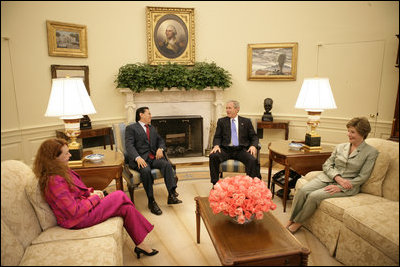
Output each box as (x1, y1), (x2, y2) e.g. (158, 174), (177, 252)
(1, 1), (399, 164)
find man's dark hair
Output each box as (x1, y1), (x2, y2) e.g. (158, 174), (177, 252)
(135, 107), (149, 122)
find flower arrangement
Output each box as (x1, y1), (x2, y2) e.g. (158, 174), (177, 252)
(208, 175), (276, 224)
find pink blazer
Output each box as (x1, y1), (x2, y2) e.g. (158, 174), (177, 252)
(45, 170), (100, 228)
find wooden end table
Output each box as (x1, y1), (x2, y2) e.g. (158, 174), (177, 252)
(268, 140), (334, 212)
(257, 120), (289, 140)
(56, 125), (114, 150)
(71, 149), (124, 191)
(195, 196), (310, 266)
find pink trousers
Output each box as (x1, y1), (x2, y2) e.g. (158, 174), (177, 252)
(73, 191), (154, 245)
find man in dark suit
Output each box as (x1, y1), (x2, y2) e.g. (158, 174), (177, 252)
(209, 100), (260, 185)
(125, 107), (182, 215)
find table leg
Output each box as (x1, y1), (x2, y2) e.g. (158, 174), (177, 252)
(195, 197), (200, 243)
(115, 176), (123, 191)
(283, 167), (290, 213)
(285, 126), (289, 140)
(109, 134), (114, 150)
(268, 154), (273, 189)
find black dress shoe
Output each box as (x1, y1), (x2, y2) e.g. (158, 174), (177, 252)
(167, 195), (182, 204)
(148, 201), (162, 215)
(171, 189), (179, 197)
(134, 247), (159, 259)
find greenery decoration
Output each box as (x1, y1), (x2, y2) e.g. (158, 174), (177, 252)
(115, 62), (232, 93)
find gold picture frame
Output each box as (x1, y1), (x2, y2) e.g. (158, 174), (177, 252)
(146, 6), (195, 65)
(46, 20), (88, 58)
(51, 65), (90, 95)
(247, 43), (298, 81)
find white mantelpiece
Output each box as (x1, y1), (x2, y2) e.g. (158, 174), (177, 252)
(119, 88), (225, 152)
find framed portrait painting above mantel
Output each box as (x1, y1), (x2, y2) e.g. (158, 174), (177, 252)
(247, 42), (298, 81)
(51, 65), (90, 95)
(146, 6), (195, 65)
(46, 20), (88, 58)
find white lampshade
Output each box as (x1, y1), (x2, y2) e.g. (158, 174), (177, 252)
(295, 78), (337, 111)
(45, 78), (96, 119)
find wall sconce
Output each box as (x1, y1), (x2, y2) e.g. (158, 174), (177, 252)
(295, 77), (337, 151)
(45, 78), (96, 166)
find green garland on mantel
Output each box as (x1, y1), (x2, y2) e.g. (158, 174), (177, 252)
(114, 62), (232, 93)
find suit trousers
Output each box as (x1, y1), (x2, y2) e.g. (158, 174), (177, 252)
(209, 146), (259, 184)
(135, 158), (176, 201)
(289, 177), (348, 223)
(73, 191), (154, 245)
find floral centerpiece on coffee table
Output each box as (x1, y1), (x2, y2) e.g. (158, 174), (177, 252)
(208, 175), (276, 224)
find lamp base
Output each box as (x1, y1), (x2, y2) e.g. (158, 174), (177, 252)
(69, 147), (83, 161)
(304, 133), (321, 151)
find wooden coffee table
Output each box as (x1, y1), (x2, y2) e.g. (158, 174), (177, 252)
(195, 196), (310, 266)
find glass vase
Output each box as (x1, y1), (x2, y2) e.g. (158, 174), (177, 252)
(230, 214), (255, 224)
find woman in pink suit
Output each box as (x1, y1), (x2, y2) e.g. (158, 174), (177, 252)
(33, 138), (158, 259)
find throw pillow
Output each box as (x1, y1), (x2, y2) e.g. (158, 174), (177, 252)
(361, 151), (390, 196)
(25, 175), (57, 231)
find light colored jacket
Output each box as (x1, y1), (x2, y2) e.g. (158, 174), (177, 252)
(316, 141), (378, 195)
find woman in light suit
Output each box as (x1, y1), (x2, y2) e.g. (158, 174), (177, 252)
(286, 117), (378, 234)
(33, 138), (159, 259)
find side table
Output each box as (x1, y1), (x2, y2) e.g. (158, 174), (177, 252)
(268, 140), (334, 212)
(56, 125), (114, 150)
(71, 149), (124, 191)
(257, 120), (289, 140)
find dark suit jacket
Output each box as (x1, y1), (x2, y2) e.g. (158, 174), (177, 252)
(213, 116), (258, 148)
(125, 123), (166, 163)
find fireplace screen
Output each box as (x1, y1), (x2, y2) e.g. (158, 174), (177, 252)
(151, 115), (203, 157)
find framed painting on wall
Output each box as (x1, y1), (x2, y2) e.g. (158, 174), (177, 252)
(146, 6), (195, 65)
(247, 43), (298, 81)
(46, 20), (88, 58)
(51, 65), (90, 95)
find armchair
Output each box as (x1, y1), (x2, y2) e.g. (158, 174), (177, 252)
(219, 143), (262, 178)
(112, 122), (177, 203)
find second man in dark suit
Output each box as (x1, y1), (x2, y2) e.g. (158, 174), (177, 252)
(209, 100), (260, 185)
(125, 107), (182, 215)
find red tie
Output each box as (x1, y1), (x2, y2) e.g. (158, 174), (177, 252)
(145, 125), (155, 159)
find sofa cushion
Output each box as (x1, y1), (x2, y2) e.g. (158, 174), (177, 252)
(343, 201), (399, 263)
(32, 217), (123, 244)
(318, 193), (391, 222)
(365, 138), (399, 201)
(19, 236), (122, 266)
(25, 175), (57, 231)
(1, 160), (42, 250)
(1, 219), (24, 266)
(361, 148), (390, 196)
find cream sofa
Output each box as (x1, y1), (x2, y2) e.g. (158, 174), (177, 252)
(1, 160), (124, 266)
(295, 138), (399, 266)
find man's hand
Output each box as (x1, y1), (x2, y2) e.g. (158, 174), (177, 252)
(210, 145), (221, 154)
(136, 157), (147, 169)
(324, 184), (341, 195)
(247, 145), (257, 157)
(334, 175), (352, 189)
(156, 148), (164, 159)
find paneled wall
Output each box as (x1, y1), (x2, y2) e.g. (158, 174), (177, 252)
(1, 1), (398, 164)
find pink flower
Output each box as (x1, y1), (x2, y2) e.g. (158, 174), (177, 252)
(208, 175), (276, 224)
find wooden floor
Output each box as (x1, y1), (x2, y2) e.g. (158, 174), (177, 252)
(105, 164), (343, 266)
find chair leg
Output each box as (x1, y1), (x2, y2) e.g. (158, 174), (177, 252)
(128, 184), (135, 204)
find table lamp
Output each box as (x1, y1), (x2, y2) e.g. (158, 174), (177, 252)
(295, 77), (337, 151)
(45, 78), (96, 166)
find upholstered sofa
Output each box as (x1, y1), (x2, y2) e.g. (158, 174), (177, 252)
(1, 160), (124, 266)
(295, 138), (399, 266)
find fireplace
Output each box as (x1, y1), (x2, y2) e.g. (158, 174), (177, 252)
(152, 116), (203, 158)
(119, 88), (225, 157)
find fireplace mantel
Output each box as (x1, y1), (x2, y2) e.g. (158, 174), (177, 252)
(119, 88), (225, 153)
(119, 88), (224, 123)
